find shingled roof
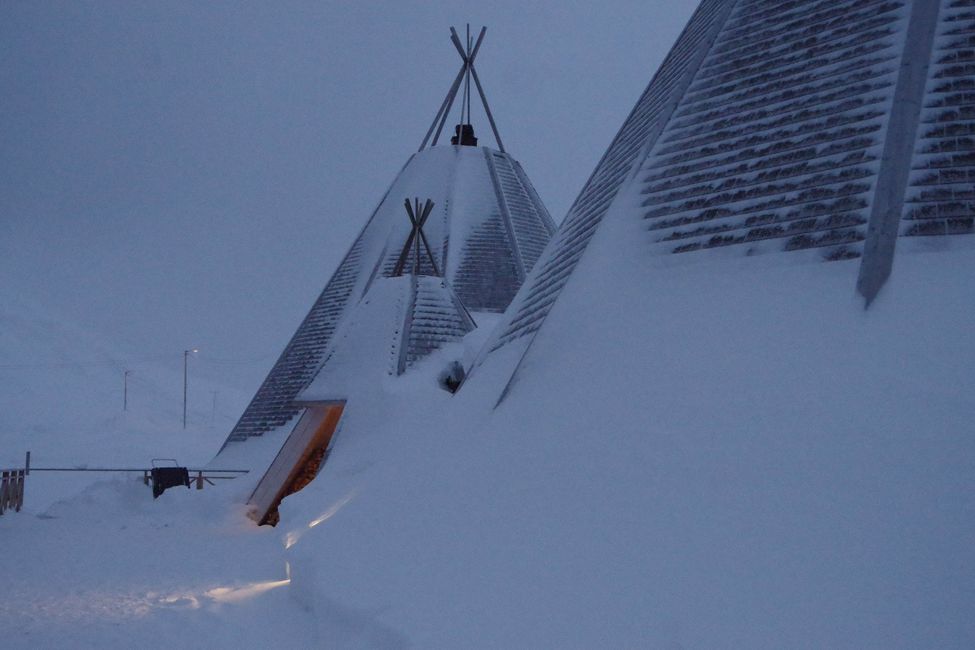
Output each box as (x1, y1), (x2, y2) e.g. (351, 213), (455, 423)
(476, 0), (975, 394)
(221, 144), (553, 447)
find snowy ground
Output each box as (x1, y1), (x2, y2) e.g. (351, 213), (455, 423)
(0, 484), (313, 648)
(0, 288), (250, 509)
(2, 241), (973, 648)
(0, 290), (290, 648)
(274, 238), (975, 648)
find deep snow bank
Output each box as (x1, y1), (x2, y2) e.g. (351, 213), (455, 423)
(278, 234), (975, 648)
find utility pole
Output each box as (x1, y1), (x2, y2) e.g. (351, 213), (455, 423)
(183, 349), (198, 429)
(123, 370), (131, 412)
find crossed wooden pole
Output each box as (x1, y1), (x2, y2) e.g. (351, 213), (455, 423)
(393, 198), (441, 277)
(418, 25), (505, 153)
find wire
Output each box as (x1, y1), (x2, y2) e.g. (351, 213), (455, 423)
(0, 350), (273, 370)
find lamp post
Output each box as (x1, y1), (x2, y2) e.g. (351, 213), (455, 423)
(123, 370), (131, 412)
(183, 348), (198, 429)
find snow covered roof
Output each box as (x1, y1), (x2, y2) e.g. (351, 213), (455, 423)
(476, 0), (975, 391)
(222, 144), (554, 445)
(295, 274), (474, 402)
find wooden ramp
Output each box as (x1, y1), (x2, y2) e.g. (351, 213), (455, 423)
(246, 401), (345, 525)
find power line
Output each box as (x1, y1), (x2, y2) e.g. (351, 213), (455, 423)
(0, 350), (273, 371)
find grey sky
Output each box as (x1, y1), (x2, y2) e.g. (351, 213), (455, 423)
(1, 1), (696, 393)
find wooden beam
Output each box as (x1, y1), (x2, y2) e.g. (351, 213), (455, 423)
(470, 64), (505, 152)
(419, 63), (467, 151)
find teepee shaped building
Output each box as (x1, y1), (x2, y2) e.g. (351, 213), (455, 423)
(216, 27), (554, 522)
(475, 0), (975, 395)
(224, 133), (553, 445)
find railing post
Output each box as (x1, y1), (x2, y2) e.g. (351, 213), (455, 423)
(1, 470), (9, 515)
(1, 467), (27, 514)
(15, 469), (24, 512)
(196, 471), (204, 490)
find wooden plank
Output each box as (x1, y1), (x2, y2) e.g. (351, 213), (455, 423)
(246, 401), (346, 525)
(15, 469), (24, 512)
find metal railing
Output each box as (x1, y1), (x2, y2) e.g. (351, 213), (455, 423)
(0, 453), (28, 515)
(0, 451), (248, 514)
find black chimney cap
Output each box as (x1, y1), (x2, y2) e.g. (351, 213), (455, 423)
(451, 124), (478, 146)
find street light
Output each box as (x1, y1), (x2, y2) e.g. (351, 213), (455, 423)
(183, 348), (198, 429)
(123, 369), (132, 412)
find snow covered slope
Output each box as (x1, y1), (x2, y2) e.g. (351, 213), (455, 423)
(5, 240), (971, 648)
(279, 233), (975, 647)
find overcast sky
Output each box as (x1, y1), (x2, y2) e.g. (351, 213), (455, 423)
(1, 1), (697, 393)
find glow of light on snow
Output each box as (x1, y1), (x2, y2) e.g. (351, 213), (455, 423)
(308, 490), (356, 528)
(155, 571), (293, 609)
(283, 490), (357, 549)
(6, 573), (294, 624)
(154, 592), (201, 609)
(203, 578), (290, 603)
